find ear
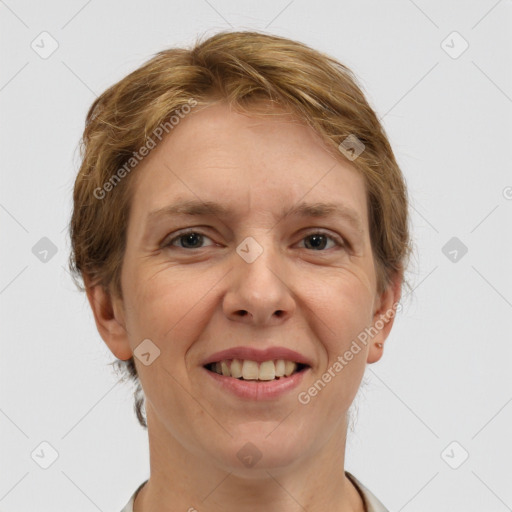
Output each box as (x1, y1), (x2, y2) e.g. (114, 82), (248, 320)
(84, 275), (133, 361)
(366, 270), (403, 364)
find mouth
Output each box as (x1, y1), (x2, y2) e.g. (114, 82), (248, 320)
(204, 359), (310, 381)
(202, 358), (311, 400)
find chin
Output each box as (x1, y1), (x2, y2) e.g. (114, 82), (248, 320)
(207, 430), (307, 475)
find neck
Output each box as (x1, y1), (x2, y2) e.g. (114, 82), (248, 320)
(134, 407), (364, 512)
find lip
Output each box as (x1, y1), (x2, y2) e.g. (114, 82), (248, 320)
(202, 365), (310, 400)
(201, 346), (313, 367)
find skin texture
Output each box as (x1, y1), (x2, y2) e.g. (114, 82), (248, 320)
(86, 101), (402, 512)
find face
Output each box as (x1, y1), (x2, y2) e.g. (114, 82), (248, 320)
(103, 101), (396, 473)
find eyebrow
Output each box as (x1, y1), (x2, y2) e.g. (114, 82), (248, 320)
(146, 199), (364, 234)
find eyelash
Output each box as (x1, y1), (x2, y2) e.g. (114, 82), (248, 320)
(162, 228), (346, 251)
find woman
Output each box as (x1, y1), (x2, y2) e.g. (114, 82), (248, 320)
(69, 30), (412, 512)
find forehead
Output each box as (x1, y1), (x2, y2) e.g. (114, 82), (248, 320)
(130, 102), (368, 225)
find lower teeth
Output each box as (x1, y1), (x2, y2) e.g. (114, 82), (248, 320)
(236, 376), (286, 381)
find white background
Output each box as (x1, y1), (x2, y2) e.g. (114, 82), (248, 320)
(1, 1), (511, 511)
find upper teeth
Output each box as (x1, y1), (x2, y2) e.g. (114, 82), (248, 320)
(211, 359), (299, 380)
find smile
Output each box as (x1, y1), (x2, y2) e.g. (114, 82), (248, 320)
(204, 358), (309, 381)
(203, 359), (311, 400)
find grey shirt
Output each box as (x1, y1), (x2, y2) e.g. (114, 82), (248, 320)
(120, 472), (389, 512)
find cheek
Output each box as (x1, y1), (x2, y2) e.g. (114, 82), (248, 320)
(314, 267), (375, 339)
(308, 273), (374, 404)
(304, 287), (371, 417)
(122, 263), (219, 357)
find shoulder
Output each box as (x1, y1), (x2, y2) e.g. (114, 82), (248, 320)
(346, 472), (390, 512)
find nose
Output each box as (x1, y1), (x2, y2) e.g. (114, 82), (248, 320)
(222, 243), (296, 326)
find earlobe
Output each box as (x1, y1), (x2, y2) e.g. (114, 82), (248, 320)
(366, 271), (403, 364)
(84, 276), (133, 361)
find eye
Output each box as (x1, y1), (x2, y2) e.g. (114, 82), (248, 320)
(162, 229), (346, 251)
(298, 230), (345, 251)
(163, 230), (215, 249)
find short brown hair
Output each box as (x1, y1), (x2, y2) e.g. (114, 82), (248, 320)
(68, 30), (413, 428)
